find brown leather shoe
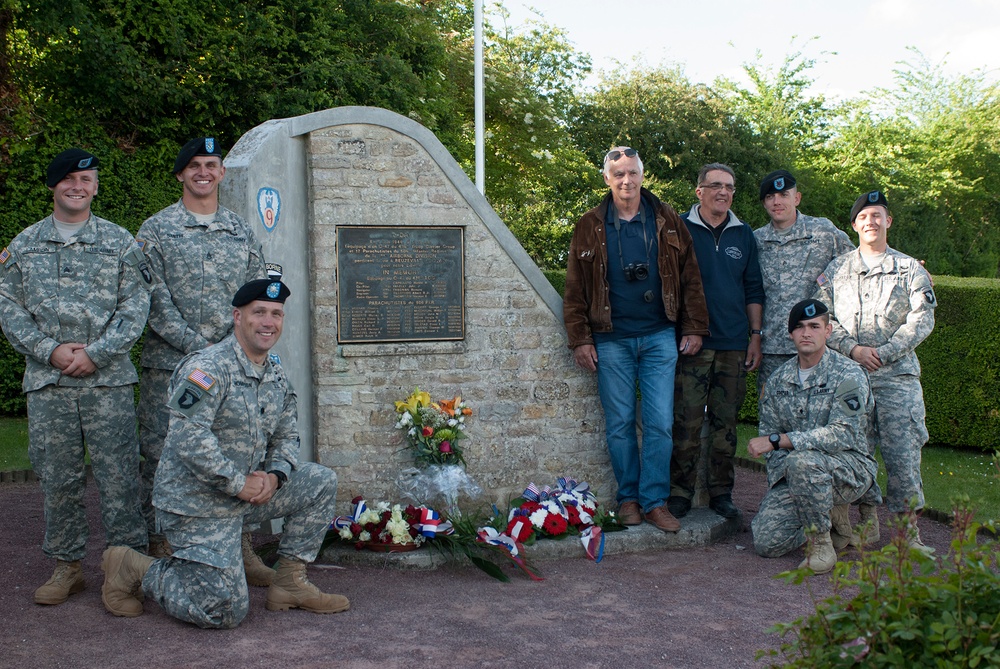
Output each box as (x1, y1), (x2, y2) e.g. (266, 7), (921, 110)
(645, 505), (681, 532)
(618, 501), (642, 526)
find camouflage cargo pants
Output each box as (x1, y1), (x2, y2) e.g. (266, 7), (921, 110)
(27, 384), (146, 561)
(138, 367), (172, 537)
(671, 349), (746, 499)
(751, 450), (873, 558)
(872, 374), (928, 512)
(143, 462), (337, 629)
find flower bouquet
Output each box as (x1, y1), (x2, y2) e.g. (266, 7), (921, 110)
(394, 388), (472, 467)
(330, 496), (453, 552)
(494, 477), (624, 562)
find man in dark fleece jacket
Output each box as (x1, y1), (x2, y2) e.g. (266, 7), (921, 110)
(669, 163), (764, 520)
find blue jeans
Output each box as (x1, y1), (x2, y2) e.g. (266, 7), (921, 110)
(595, 326), (677, 512)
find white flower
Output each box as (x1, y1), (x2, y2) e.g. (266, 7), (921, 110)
(447, 418), (458, 427)
(359, 530), (371, 542)
(375, 501), (391, 514)
(358, 508), (381, 525)
(528, 508), (549, 530)
(338, 527), (354, 540)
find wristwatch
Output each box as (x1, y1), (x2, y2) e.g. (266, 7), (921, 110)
(750, 329), (763, 336)
(769, 433), (781, 449)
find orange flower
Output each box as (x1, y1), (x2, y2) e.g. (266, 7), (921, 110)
(437, 396), (461, 417)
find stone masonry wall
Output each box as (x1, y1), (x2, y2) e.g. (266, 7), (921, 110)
(306, 122), (613, 510)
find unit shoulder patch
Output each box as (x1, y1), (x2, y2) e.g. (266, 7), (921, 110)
(834, 377), (865, 416)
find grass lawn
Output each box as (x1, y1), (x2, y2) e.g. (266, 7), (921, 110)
(736, 423), (1000, 524)
(0, 417), (30, 470)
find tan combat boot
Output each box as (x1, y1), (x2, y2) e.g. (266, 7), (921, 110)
(265, 557), (350, 614)
(34, 560), (85, 605)
(898, 513), (935, 556)
(849, 503), (880, 547)
(101, 546), (154, 617)
(242, 532), (275, 587)
(830, 504), (852, 550)
(797, 531), (837, 574)
(147, 535), (173, 559)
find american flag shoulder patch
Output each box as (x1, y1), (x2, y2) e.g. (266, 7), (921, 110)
(187, 368), (216, 391)
(0, 247), (10, 264)
(816, 273), (828, 286)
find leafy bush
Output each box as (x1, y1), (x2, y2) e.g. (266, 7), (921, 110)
(759, 494), (1000, 668)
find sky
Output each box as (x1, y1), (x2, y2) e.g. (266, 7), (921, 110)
(500, 0), (1000, 99)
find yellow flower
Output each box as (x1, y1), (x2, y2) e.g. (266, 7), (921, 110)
(395, 388), (431, 414)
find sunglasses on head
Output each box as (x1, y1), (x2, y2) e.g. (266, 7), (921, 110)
(605, 148), (638, 162)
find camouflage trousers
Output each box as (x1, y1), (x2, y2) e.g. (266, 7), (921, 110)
(671, 349), (746, 499)
(756, 354), (793, 395)
(871, 374), (928, 512)
(138, 367), (172, 537)
(27, 384), (146, 561)
(142, 462), (337, 629)
(751, 450), (873, 558)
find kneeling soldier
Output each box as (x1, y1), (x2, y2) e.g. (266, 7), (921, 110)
(749, 299), (877, 574)
(101, 277), (348, 628)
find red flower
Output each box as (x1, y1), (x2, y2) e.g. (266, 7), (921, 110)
(565, 505), (582, 527)
(439, 441), (452, 453)
(351, 495), (363, 504)
(422, 426), (434, 437)
(506, 517), (534, 542)
(520, 501), (541, 514)
(349, 522), (362, 535)
(542, 513), (568, 536)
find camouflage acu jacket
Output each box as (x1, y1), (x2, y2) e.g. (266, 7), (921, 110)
(755, 213), (854, 355)
(153, 334), (298, 517)
(137, 200), (265, 371)
(0, 214), (151, 391)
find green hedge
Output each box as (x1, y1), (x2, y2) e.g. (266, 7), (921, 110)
(544, 270), (1000, 452)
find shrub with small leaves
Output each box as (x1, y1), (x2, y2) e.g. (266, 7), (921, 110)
(758, 491), (1000, 668)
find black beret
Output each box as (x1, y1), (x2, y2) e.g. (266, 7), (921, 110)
(173, 137), (224, 173)
(850, 190), (889, 223)
(759, 170), (796, 200)
(788, 299), (829, 333)
(232, 279), (291, 307)
(46, 149), (99, 187)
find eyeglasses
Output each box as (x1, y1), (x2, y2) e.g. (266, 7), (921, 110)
(604, 148), (638, 163)
(700, 182), (736, 193)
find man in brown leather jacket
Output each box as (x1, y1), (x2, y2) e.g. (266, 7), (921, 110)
(564, 147), (709, 532)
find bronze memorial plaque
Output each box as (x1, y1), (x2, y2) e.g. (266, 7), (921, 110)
(336, 226), (465, 343)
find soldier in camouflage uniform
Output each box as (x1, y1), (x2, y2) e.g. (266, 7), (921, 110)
(815, 190), (936, 553)
(754, 170), (855, 391)
(750, 299), (877, 574)
(100, 279), (349, 629)
(0, 149), (152, 605)
(136, 137), (266, 574)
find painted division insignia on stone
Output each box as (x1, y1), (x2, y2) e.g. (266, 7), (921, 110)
(257, 187), (281, 233)
(266, 282), (280, 299)
(774, 177), (785, 190)
(0, 247), (10, 265)
(187, 368), (216, 391)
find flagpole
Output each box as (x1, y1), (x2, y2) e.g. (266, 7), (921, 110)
(474, 0), (485, 195)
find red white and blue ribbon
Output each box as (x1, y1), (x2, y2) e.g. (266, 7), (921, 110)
(477, 526), (521, 557)
(581, 525), (605, 562)
(418, 507), (454, 537)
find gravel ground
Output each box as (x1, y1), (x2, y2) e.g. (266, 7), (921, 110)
(0, 466), (956, 669)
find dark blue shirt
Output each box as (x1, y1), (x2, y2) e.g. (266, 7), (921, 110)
(594, 197), (673, 343)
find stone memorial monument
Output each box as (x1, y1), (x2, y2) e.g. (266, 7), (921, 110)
(219, 107), (611, 510)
